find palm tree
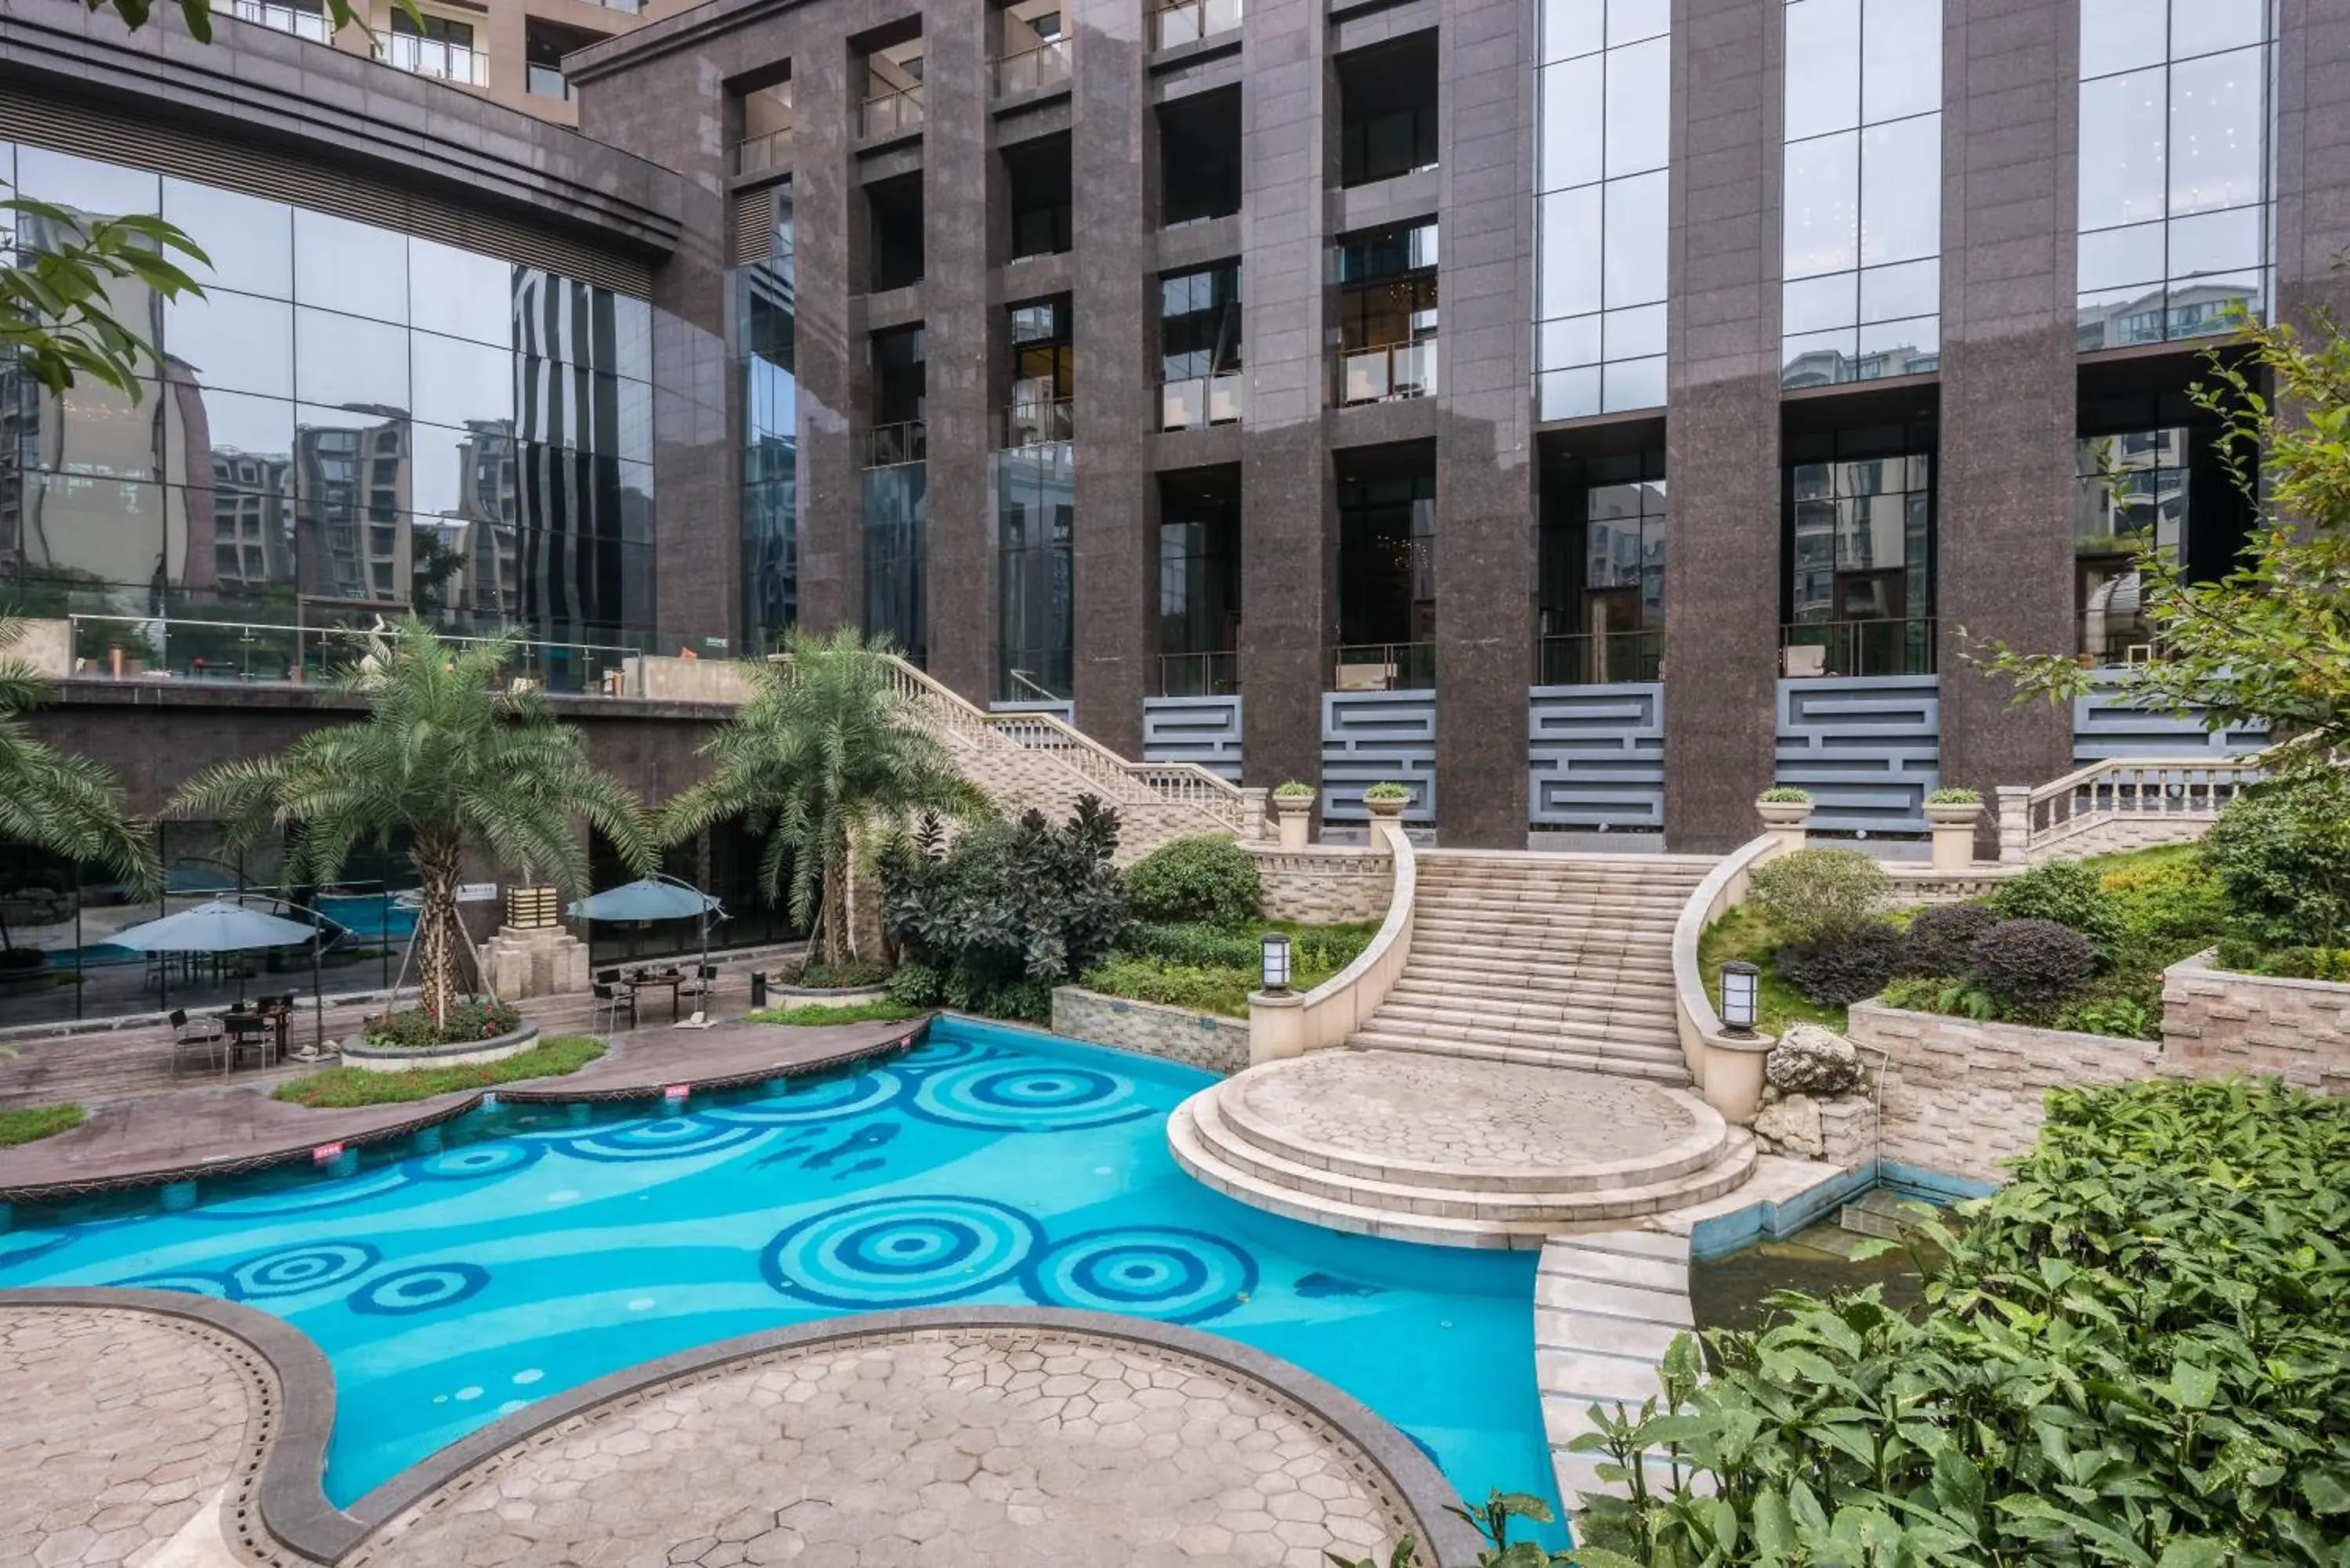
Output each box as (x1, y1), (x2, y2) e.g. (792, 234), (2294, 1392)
(659, 627), (986, 968)
(169, 618), (653, 1026)
(0, 615), (161, 936)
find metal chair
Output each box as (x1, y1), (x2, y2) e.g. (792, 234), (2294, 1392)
(678, 963), (719, 1010)
(594, 979), (638, 1034)
(169, 1007), (226, 1077)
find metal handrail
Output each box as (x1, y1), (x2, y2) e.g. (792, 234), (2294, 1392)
(1332, 641), (1435, 691)
(860, 85), (925, 139)
(735, 128), (794, 177)
(1155, 651), (1238, 697)
(864, 421), (927, 468)
(1778, 616), (1938, 678)
(232, 0), (331, 40)
(377, 33), (488, 85)
(1153, 0), (1243, 49)
(1336, 340), (1436, 406)
(1159, 371), (1243, 431)
(63, 613), (643, 695)
(995, 37), (1072, 96)
(1535, 630), (1663, 685)
(1001, 398), (1075, 448)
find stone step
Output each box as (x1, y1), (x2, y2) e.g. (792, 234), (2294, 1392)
(1358, 1010), (1685, 1055)
(1374, 998), (1678, 1038)
(1386, 974), (1678, 1008)
(1408, 923), (1679, 952)
(1173, 1094), (1757, 1237)
(1418, 851), (1717, 874)
(1346, 1031), (1691, 1082)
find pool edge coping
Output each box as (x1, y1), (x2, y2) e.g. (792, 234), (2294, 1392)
(0, 1293), (1486, 1566)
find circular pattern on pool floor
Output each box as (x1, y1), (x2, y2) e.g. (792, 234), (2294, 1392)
(700, 1071), (904, 1126)
(889, 1037), (1008, 1074)
(230, 1241), (382, 1299)
(909, 1062), (1151, 1131)
(110, 1269), (237, 1299)
(1022, 1227), (1258, 1324)
(760, 1195), (1043, 1309)
(410, 1142), (544, 1182)
(349, 1263), (492, 1317)
(551, 1115), (767, 1163)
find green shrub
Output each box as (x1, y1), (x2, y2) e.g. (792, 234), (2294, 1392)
(2053, 992), (2157, 1039)
(1122, 920), (1373, 975)
(1271, 780), (1314, 800)
(1120, 834), (1262, 927)
(1747, 847), (1889, 944)
(2101, 853), (2232, 948)
(1755, 786), (1811, 804)
(1079, 957), (1251, 1017)
(786, 958), (893, 989)
(1361, 781), (1412, 802)
(1568, 1077), (2350, 1568)
(0, 1103), (82, 1147)
(275, 1036), (606, 1107)
(1899, 901), (1994, 977)
(1925, 786), (1982, 804)
(2204, 768), (2350, 948)
(1881, 974), (1997, 1020)
(1774, 919), (1904, 1005)
(362, 999), (522, 1050)
(2247, 945), (2350, 981)
(1968, 916), (2098, 1009)
(745, 999), (921, 1025)
(1987, 858), (2126, 959)
(886, 962), (944, 1007)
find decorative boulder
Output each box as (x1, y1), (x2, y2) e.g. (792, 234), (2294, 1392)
(1765, 1023), (1863, 1095)
(1752, 1092), (1826, 1158)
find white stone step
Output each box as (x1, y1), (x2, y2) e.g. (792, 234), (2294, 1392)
(1386, 975), (1677, 1009)
(1408, 926), (1679, 955)
(1346, 1031), (1691, 1082)
(1372, 1002), (1679, 1042)
(1354, 1017), (1686, 1062)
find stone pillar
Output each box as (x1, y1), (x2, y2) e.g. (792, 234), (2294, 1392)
(1070, 0), (1155, 755)
(1934, 0), (2081, 844)
(1432, 0), (1538, 847)
(795, 31), (862, 634)
(1661, 0), (1783, 853)
(1238, 0), (1337, 800)
(2277, 5), (2350, 358)
(924, 5), (996, 702)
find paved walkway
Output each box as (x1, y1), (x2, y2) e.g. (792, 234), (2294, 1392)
(0, 1018), (920, 1202)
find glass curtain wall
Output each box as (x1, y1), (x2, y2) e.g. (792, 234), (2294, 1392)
(1537, 452), (1666, 685)
(1782, 422), (1936, 676)
(2076, 2), (2273, 351)
(739, 182), (798, 649)
(1335, 466), (1436, 690)
(1156, 468), (1240, 696)
(862, 326), (926, 664)
(0, 143), (655, 663)
(995, 443), (1075, 701)
(1535, 0), (1668, 420)
(1335, 223), (1438, 404)
(1781, 0), (1943, 388)
(1159, 262), (1242, 429)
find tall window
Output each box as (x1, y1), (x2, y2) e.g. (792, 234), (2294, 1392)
(1781, 0), (1942, 388)
(2076, 2), (2272, 352)
(739, 184), (797, 647)
(1535, 0), (1668, 420)
(1005, 297), (1073, 444)
(1335, 223), (1437, 406)
(2074, 428), (2185, 663)
(863, 327), (924, 663)
(1782, 424), (1935, 677)
(1336, 464), (1436, 690)
(996, 443), (1074, 701)
(1156, 469), (1240, 695)
(1537, 452), (1665, 685)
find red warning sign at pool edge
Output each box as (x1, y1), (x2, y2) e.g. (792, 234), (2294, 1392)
(312, 1142), (345, 1162)
(663, 1083), (690, 1099)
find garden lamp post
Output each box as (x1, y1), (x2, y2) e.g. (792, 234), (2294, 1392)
(1260, 931), (1292, 995)
(1719, 959), (1760, 1036)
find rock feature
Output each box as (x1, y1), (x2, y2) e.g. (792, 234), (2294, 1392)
(1752, 1091), (1826, 1158)
(1765, 1023), (1863, 1095)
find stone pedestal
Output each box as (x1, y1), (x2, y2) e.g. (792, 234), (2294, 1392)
(1271, 797), (1314, 850)
(1755, 800), (1810, 856)
(482, 924), (590, 999)
(1926, 802), (1983, 869)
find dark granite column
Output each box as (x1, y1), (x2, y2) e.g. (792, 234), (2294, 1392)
(1661, 0), (1782, 852)
(2277, 2), (2350, 334)
(1239, 0), (1336, 797)
(1070, 0), (1155, 753)
(1934, 0), (2079, 828)
(795, 31), (862, 634)
(923, 5), (995, 700)
(1433, 0), (1538, 847)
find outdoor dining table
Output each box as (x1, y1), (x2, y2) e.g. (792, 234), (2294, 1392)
(626, 967), (685, 1021)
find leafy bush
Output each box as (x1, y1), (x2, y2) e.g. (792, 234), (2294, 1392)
(745, 999), (921, 1025)
(1271, 779), (1314, 800)
(2052, 992), (2157, 1039)
(0, 1103), (82, 1147)
(2204, 767), (2350, 948)
(275, 1036), (605, 1107)
(886, 962), (944, 1008)
(2102, 852), (2232, 949)
(1774, 919), (1904, 1006)
(1899, 901), (1994, 977)
(1567, 1077), (2350, 1568)
(2245, 945), (2350, 981)
(1925, 786), (1981, 804)
(1987, 858), (2126, 959)
(1881, 974), (1997, 1020)
(1123, 919), (1373, 975)
(1755, 786), (1811, 804)
(363, 999), (523, 1050)
(878, 798), (1126, 1021)
(786, 958), (893, 989)
(1361, 781), (1412, 802)
(1078, 957), (1250, 1017)
(1747, 847), (1889, 944)
(1120, 834), (1261, 927)
(1967, 916), (2098, 1009)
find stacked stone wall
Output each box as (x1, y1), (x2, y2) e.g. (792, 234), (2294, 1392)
(1050, 987), (1249, 1075)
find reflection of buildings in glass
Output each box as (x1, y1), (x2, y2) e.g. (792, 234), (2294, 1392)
(294, 408), (411, 604)
(512, 268), (645, 640)
(2075, 280), (2262, 352)
(2074, 430), (2188, 660)
(1781, 337), (1941, 391)
(445, 418), (519, 620)
(208, 448), (293, 593)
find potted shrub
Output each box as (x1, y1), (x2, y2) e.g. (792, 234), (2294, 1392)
(1270, 780), (1316, 848)
(1924, 786), (1984, 869)
(1756, 786), (1812, 849)
(1361, 781), (1412, 820)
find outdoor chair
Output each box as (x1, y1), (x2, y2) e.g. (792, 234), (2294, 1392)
(678, 964), (719, 1007)
(594, 980), (638, 1034)
(169, 1007), (226, 1078)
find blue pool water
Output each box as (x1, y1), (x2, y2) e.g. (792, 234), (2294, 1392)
(0, 1020), (1560, 1536)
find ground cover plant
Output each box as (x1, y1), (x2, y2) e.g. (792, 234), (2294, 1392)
(273, 1035), (606, 1107)
(362, 999), (522, 1050)
(744, 999), (922, 1026)
(1556, 1075), (2350, 1568)
(0, 1102), (82, 1147)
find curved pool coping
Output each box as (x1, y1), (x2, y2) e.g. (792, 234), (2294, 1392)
(0, 1290), (1485, 1566)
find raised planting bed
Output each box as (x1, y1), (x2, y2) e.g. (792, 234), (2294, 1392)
(339, 1023), (540, 1073)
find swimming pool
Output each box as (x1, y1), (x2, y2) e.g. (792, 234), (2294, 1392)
(0, 1019), (1561, 1537)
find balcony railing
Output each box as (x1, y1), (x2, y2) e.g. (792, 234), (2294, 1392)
(527, 63), (574, 101)
(1153, 0), (1243, 49)
(735, 128), (794, 177)
(378, 34), (488, 86)
(865, 421), (927, 468)
(860, 85), (925, 139)
(995, 38), (1072, 96)
(1156, 650), (1239, 697)
(1002, 398), (1075, 448)
(232, 0), (331, 41)
(1536, 630), (1663, 686)
(64, 614), (643, 695)
(1333, 641), (1434, 692)
(1779, 616), (1938, 678)
(1336, 340), (1436, 406)
(1159, 372), (1243, 432)
(2080, 611), (2157, 666)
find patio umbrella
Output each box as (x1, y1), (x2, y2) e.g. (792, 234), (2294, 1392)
(107, 898), (328, 1045)
(569, 876), (722, 978)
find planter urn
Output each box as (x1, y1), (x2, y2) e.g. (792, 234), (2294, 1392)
(1364, 793), (1408, 821)
(1925, 800), (1984, 870)
(1755, 797), (1811, 854)
(1271, 793), (1316, 849)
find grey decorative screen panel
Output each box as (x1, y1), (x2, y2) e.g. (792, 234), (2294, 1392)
(1322, 690), (1437, 823)
(1143, 695), (1244, 782)
(1777, 675), (1940, 834)
(989, 698), (1076, 726)
(1528, 683), (1665, 829)
(2073, 671), (2266, 763)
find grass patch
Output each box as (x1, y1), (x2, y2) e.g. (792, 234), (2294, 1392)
(273, 1035), (606, 1107)
(744, 999), (924, 1026)
(1697, 904), (1854, 1035)
(0, 1103), (84, 1147)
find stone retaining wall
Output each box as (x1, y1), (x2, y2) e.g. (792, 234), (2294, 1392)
(1050, 987), (1248, 1075)
(2162, 954), (2350, 1093)
(1246, 845), (1393, 925)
